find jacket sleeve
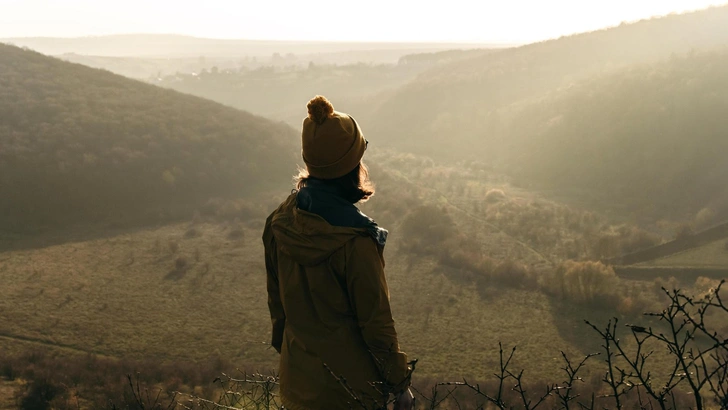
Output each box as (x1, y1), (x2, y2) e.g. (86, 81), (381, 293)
(263, 218), (285, 353)
(346, 235), (410, 393)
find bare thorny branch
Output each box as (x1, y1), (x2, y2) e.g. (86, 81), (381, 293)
(554, 351), (600, 410)
(422, 283), (727, 410)
(121, 373), (177, 410)
(584, 280), (728, 410)
(432, 343), (558, 410)
(175, 371), (282, 410)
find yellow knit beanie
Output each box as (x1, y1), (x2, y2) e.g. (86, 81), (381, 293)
(301, 95), (367, 179)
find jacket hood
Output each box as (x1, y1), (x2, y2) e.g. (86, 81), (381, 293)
(269, 194), (369, 266)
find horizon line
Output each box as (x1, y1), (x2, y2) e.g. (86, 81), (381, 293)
(0, 32), (521, 46)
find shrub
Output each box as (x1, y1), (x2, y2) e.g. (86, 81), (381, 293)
(175, 256), (188, 271)
(591, 233), (620, 260)
(168, 239), (180, 254)
(399, 205), (456, 254)
(18, 378), (63, 410)
(227, 226), (245, 240)
(616, 226), (662, 254)
(590, 225), (662, 260)
(613, 289), (658, 318)
(695, 207), (717, 230)
(542, 261), (618, 305)
(491, 260), (535, 290)
(1, 361), (15, 381)
(616, 296), (635, 316)
(674, 223), (695, 240)
(184, 227), (199, 239)
(653, 276), (680, 297)
(694, 276), (722, 300)
(484, 188), (506, 204)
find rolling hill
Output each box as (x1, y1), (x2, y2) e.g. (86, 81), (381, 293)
(0, 44), (298, 233)
(362, 5), (728, 221)
(0, 55), (698, 405)
(499, 49), (728, 220)
(2, 17), (726, 407)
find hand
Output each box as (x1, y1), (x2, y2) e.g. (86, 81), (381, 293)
(393, 388), (414, 410)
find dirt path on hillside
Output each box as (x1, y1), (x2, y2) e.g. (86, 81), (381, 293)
(442, 196), (553, 266)
(388, 169), (553, 267)
(0, 332), (111, 357)
(0, 331), (207, 362)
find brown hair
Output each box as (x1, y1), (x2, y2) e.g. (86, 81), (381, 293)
(295, 162), (375, 203)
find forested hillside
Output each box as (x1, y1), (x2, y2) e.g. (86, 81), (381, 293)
(499, 49), (728, 220)
(0, 44), (298, 232)
(363, 5), (728, 220)
(366, 5), (728, 157)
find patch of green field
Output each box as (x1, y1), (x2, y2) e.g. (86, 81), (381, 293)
(636, 239), (728, 268)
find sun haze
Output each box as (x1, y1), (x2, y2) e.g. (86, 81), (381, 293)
(1, 0), (726, 42)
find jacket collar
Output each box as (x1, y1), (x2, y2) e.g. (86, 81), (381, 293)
(296, 181), (388, 248)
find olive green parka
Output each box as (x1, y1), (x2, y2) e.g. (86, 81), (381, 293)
(263, 192), (409, 410)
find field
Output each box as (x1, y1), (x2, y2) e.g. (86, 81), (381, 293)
(0, 173), (683, 387)
(0, 219), (583, 377)
(635, 238), (728, 268)
(2, 159), (722, 409)
(0, 380), (17, 410)
(0, 149), (702, 407)
(4, 5), (728, 408)
(0, 222), (275, 365)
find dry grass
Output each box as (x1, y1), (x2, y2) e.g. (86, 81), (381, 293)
(0, 380), (17, 410)
(0, 217), (609, 384)
(0, 222), (276, 367)
(0, 152), (691, 404)
(0, 222), (683, 390)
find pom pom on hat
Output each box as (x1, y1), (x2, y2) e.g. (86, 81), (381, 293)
(307, 95), (334, 125)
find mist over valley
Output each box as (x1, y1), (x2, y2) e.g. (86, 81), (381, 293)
(2, 3), (728, 409)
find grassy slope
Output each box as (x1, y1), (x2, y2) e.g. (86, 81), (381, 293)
(0, 381), (16, 410)
(0, 159), (676, 383)
(636, 239), (728, 268)
(0, 220), (588, 380)
(0, 222), (275, 366)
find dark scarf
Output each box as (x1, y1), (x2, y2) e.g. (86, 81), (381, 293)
(296, 179), (388, 247)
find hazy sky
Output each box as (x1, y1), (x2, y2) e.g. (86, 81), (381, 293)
(1, 0), (726, 43)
